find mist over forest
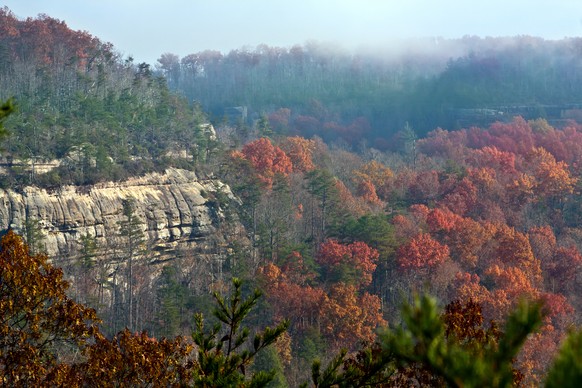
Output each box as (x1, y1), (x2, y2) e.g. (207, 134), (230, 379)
(157, 35), (582, 146)
(3, 6), (582, 387)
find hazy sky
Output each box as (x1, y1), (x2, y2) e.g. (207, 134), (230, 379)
(3, 0), (582, 65)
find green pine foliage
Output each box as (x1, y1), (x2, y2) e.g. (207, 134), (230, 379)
(381, 296), (541, 387)
(192, 278), (289, 387)
(154, 265), (189, 338)
(22, 216), (46, 255)
(0, 12), (217, 188)
(545, 330), (582, 388)
(0, 99), (13, 140)
(308, 295), (548, 387)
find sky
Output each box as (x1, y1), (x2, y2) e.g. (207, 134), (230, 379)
(3, 0), (582, 65)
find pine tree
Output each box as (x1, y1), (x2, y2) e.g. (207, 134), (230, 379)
(0, 99), (12, 140)
(117, 198), (145, 331)
(192, 278), (290, 387)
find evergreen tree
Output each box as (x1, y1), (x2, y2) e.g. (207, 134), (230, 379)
(117, 198), (145, 331)
(252, 345), (288, 388)
(154, 265), (189, 338)
(192, 278), (290, 387)
(75, 233), (98, 305)
(308, 295), (543, 387)
(0, 99), (12, 140)
(398, 122), (417, 170)
(304, 169), (339, 244)
(545, 330), (582, 388)
(22, 216), (45, 255)
(257, 113), (273, 138)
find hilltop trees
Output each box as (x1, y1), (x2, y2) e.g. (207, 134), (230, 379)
(0, 9), (217, 188)
(153, 36), (582, 144)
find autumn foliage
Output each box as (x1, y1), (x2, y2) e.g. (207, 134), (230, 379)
(0, 8), (105, 68)
(234, 137), (293, 187)
(6, 13), (582, 383)
(260, 243), (385, 352)
(0, 230), (194, 386)
(70, 330), (193, 386)
(3, 107), (581, 383)
(316, 239), (379, 287)
(397, 233), (450, 270)
(0, 230), (100, 386)
(0, 230), (291, 386)
(279, 136), (317, 172)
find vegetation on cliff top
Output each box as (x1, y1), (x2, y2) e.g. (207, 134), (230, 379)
(0, 7), (217, 188)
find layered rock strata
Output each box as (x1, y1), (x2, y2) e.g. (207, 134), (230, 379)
(0, 168), (241, 260)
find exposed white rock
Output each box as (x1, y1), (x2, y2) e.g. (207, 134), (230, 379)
(0, 168), (240, 260)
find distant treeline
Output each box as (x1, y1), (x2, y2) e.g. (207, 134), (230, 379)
(158, 36), (582, 145)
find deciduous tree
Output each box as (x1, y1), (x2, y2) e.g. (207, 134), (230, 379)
(320, 283), (385, 351)
(0, 230), (100, 386)
(397, 233), (449, 271)
(71, 329), (193, 386)
(239, 137), (293, 187)
(524, 147), (577, 202)
(488, 225), (542, 287)
(279, 136), (316, 172)
(353, 160), (394, 201)
(543, 246), (582, 293)
(380, 295), (540, 388)
(316, 239), (379, 288)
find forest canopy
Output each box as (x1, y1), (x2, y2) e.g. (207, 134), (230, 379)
(3, 6), (582, 386)
(0, 7), (216, 188)
(158, 36), (582, 144)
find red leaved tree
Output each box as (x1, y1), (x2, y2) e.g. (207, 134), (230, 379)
(0, 231), (100, 386)
(316, 239), (379, 288)
(279, 136), (316, 172)
(353, 160), (394, 200)
(239, 137), (293, 187)
(397, 233), (450, 271)
(544, 246), (582, 294)
(320, 283), (385, 351)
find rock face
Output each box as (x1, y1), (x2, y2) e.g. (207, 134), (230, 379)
(0, 168), (242, 260)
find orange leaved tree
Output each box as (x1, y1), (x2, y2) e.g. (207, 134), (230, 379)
(0, 230), (100, 385)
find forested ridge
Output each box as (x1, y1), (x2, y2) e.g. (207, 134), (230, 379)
(159, 35), (582, 143)
(0, 7), (217, 189)
(2, 6), (582, 387)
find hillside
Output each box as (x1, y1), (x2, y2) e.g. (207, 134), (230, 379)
(159, 37), (582, 144)
(0, 7), (217, 188)
(2, 7), (582, 386)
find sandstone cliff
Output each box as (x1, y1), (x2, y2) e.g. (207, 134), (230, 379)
(0, 168), (243, 261)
